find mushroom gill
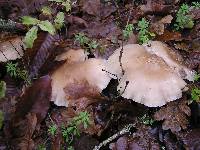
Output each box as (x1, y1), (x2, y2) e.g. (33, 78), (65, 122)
(106, 41), (195, 107)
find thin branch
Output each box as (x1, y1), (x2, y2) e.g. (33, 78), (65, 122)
(93, 123), (135, 150)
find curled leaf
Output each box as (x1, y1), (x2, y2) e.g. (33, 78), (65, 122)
(24, 26), (38, 48)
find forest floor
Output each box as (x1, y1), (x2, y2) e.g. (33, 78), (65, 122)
(0, 0), (200, 150)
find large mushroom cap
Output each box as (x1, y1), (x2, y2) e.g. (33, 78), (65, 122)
(107, 41), (195, 107)
(51, 49), (111, 106)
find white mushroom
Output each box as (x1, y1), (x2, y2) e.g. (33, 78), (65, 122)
(51, 49), (111, 106)
(106, 41), (195, 107)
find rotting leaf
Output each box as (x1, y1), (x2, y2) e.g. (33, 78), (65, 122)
(109, 125), (160, 150)
(154, 99), (191, 132)
(13, 75), (51, 124)
(10, 113), (37, 150)
(176, 129), (200, 149)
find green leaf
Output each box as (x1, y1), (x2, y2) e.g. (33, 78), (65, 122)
(41, 6), (52, 15)
(54, 12), (65, 30)
(0, 81), (6, 99)
(0, 110), (4, 129)
(21, 16), (40, 26)
(24, 26), (38, 48)
(38, 20), (56, 35)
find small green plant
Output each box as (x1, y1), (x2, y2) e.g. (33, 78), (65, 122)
(62, 111), (90, 148)
(137, 18), (155, 44)
(139, 114), (155, 126)
(192, 2), (200, 8)
(123, 24), (134, 40)
(48, 0), (71, 12)
(75, 33), (100, 53)
(194, 73), (200, 82)
(174, 4), (194, 30)
(0, 81), (6, 99)
(48, 124), (57, 136)
(22, 16), (57, 48)
(191, 87), (200, 102)
(6, 62), (30, 84)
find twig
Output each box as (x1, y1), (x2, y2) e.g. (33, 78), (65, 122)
(93, 123), (135, 150)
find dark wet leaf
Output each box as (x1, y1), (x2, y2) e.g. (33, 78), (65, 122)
(14, 75), (51, 124)
(110, 125), (160, 150)
(82, 0), (101, 17)
(24, 32), (59, 79)
(154, 99), (191, 132)
(176, 129), (200, 150)
(10, 113), (37, 150)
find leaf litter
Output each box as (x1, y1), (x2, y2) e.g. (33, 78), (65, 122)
(0, 0), (200, 149)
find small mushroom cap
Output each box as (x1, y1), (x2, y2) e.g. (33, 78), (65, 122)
(55, 49), (88, 63)
(107, 42), (194, 107)
(51, 52), (111, 106)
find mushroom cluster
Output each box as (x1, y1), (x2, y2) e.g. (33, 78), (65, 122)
(51, 41), (195, 107)
(106, 41), (195, 107)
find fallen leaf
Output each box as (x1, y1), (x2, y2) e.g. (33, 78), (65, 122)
(0, 36), (24, 62)
(176, 129), (200, 149)
(110, 125), (160, 150)
(14, 75), (51, 124)
(156, 30), (182, 41)
(82, 0), (101, 17)
(154, 98), (191, 132)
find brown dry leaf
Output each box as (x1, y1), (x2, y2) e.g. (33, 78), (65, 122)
(186, 51), (200, 69)
(150, 15), (173, 35)
(10, 113), (37, 150)
(14, 75), (51, 124)
(82, 0), (101, 17)
(83, 21), (121, 39)
(0, 36), (24, 62)
(139, 0), (172, 14)
(109, 125), (160, 150)
(154, 99), (191, 132)
(156, 30), (182, 41)
(176, 129), (200, 149)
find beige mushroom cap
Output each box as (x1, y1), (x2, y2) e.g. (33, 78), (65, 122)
(51, 49), (111, 106)
(107, 42), (194, 107)
(143, 41), (195, 81)
(55, 48), (88, 63)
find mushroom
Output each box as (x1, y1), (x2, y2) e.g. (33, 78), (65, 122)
(51, 49), (111, 106)
(106, 41), (195, 107)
